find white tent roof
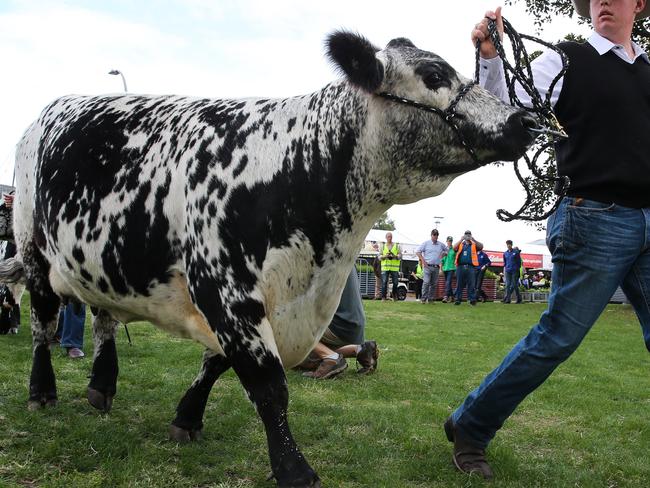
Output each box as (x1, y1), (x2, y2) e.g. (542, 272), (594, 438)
(364, 229), (420, 246)
(363, 229), (423, 261)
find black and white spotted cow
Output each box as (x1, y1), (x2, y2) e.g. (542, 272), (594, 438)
(10, 32), (537, 487)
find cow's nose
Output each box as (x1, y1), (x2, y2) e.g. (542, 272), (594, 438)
(520, 114), (541, 132)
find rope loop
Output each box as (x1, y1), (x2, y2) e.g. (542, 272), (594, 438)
(478, 17), (571, 222)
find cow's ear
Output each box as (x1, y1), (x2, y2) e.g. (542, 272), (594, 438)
(326, 31), (384, 93)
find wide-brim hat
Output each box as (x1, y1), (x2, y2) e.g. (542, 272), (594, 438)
(572, 0), (650, 19)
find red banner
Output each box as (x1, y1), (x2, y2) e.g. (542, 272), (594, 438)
(484, 250), (543, 269)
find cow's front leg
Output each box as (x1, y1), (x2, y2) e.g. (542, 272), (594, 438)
(23, 242), (61, 410)
(229, 321), (320, 488)
(170, 349), (231, 442)
(87, 309), (119, 412)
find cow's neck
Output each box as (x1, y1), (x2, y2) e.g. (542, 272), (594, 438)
(280, 84), (388, 283)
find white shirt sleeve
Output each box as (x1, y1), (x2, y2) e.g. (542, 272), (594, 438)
(478, 49), (565, 108)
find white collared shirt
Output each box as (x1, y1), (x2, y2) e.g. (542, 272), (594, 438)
(478, 31), (650, 108)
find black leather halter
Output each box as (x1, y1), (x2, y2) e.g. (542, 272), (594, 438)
(376, 82), (480, 169)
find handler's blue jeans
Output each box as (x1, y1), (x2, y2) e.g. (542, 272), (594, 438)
(452, 197), (650, 449)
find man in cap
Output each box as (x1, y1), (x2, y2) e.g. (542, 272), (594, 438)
(452, 231), (483, 306)
(441, 236), (457, 302)
(446, 0), (650, 479)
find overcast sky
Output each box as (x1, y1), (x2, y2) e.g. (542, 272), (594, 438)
(0, 0), (590, 251)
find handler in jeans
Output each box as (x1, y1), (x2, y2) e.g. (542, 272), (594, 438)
(416, 229), (448, 303)
(446, 0), (650, 479)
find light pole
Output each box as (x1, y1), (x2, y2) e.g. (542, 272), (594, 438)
(434, 215), (444, 230)
(108, 69), (128, 92)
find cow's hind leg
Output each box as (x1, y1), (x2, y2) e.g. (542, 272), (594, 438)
(87, 309), (120, 412)
(23, 242), (60, 410)
(170, 349), (231, 442)
(229, 320), (320, 488)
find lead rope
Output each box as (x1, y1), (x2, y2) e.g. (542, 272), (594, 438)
(478, 17), (571, 222)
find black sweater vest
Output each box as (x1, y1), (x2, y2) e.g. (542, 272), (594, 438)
(553, 41), (650, 208)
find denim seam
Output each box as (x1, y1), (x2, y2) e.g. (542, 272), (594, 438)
(632, 265), (650, 317)
(566, 202), (616, 212)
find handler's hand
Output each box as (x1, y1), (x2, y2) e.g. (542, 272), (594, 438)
(471, 6), (504, 59)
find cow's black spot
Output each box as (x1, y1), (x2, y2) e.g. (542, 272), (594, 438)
(75, 221), (85, 239)
(233, 155), (248, 178)
(97, 277), (109, 293)
(72, 247), (85, 264)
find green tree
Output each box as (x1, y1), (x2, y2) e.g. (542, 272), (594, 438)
(507, 0), (650, 48)
(372, 212), (396, 231)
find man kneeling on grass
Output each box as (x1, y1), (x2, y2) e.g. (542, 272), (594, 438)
(296, 269), (379, 379)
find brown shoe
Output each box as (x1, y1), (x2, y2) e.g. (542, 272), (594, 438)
(303, 354), (348, 379)
(444, 417), (493, 480)
(356, 340), (378, 374)
(293, 353), (321, 371)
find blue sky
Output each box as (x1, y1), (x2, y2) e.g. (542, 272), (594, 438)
(0, 1), (589, 249)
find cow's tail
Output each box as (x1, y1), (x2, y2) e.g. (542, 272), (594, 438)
(0, 257), (25, 284)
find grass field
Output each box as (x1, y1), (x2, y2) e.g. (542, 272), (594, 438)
(1, 295), (649, 487)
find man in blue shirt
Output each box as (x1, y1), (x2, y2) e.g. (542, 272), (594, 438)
(416, 229), (448, 303)
(502, 240), (522, 304)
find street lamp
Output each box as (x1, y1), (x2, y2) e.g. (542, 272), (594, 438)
(434, 215), (444, 230)
(108, 69), (128, 92)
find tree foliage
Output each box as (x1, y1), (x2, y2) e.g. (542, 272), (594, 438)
(507, 0), (650, 53)
(501, 1), (649, 228)
(372, 212), (396, 231)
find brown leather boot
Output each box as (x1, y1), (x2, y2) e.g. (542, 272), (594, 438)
(444, 417), (494, 480)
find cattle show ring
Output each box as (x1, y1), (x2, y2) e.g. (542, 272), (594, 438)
(1, 2), (649, 487)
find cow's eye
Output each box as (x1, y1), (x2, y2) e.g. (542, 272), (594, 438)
(415, 64), (450, 91)
(422, 73), (445, 91)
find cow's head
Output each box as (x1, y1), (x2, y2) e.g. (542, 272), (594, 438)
(326, 31), (538, 198)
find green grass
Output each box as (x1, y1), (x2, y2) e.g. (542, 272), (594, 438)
(1, 295), (649, 487)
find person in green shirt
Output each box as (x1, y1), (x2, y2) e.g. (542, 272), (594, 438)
(441, 236), (457, 303)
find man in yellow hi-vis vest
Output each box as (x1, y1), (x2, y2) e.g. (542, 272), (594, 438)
(380, 232), (402, 301)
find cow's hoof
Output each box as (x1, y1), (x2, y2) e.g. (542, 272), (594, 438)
(27, 398), (57, 411)
(275, 473), (321, 488)
(277, 479), (321, 488)
(169, 424), (202, 443)
(87, 387), (113, 413)
(27, 400), (42, 411)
